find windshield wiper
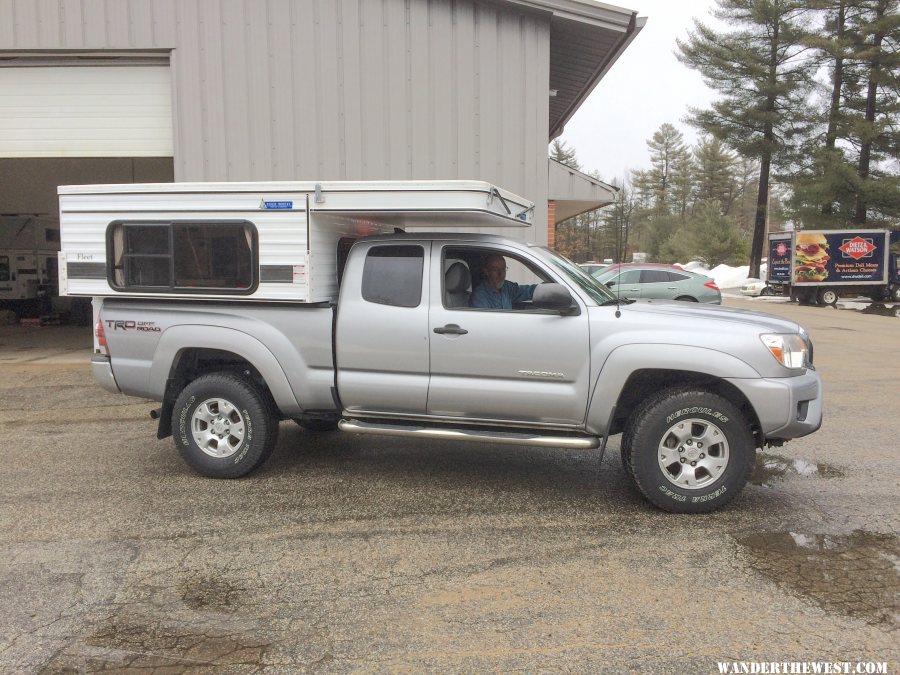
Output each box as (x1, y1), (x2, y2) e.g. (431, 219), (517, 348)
(600, 297), (635, 306)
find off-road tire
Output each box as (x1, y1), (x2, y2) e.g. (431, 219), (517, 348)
(623, 387), (755, 513)
(172, 372), (279, 478)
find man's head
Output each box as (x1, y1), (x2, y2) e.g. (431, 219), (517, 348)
(484, 254), (507, 290)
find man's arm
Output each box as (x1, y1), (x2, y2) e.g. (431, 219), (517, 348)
(510, 281), (536, 303)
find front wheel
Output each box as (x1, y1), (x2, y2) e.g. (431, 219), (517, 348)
(623, 388), (755, 513)
(892, 286), (900, 302)
(172, 372), (279, 478)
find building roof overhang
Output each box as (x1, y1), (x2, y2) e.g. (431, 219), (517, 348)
(503, 0), (645, 139)
(548, 158), (617, 221)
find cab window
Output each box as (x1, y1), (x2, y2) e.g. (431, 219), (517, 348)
(361, 245), (424, 307)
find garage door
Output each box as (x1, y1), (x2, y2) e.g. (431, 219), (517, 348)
(0, 65), (173, 158)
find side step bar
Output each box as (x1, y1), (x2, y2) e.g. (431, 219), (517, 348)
(338, 419), (601, 449)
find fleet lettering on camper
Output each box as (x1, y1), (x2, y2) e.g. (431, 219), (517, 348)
(105, 320), (161, 333)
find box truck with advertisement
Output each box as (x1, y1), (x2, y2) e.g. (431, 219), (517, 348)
(767, 229), (900, 305)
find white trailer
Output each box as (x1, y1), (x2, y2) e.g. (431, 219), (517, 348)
(0, 215), (59, 302)
(58, 180), (534, 303)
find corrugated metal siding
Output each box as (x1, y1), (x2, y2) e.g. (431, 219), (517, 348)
(1, 0), (550, 242)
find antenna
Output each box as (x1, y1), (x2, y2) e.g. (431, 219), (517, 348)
(615, 264), (622, 318)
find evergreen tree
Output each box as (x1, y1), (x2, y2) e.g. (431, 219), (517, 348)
(678, 0), (818, 278)
(631, 123), (693, 215)
(660, 201), (750, 267)
(849, 0), (899, 223)
(550, 139), (581, 170)
(693, 136), (739, 214)
(788, 0), (899, 227)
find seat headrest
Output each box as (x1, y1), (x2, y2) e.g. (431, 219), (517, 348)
(445, 262), (471, 293)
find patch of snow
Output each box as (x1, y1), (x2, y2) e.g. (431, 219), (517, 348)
(674, 260), (769, 289)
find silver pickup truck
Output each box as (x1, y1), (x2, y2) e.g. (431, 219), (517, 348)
(91, 231), (823, 514)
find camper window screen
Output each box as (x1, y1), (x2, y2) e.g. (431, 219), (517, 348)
(110, 221), (255, 292)
(361, 245), (424, 307)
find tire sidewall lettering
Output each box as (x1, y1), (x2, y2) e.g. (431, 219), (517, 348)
(178, 395), (196, 447)
(233, 409), (253, 464)
(665, 407), (729, 425)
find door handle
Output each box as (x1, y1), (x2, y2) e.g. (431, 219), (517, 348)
(667, 286), (677, 289)
(433, 324), (468, 335)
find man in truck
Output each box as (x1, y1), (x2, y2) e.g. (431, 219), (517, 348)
(471, 253), (537, 309)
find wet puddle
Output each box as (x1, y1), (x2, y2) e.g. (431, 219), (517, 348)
(47, 616), (270, 671)
(738, 531), (900, 628)
(832, 302), (900, 318)
(751, 453), (844, 486)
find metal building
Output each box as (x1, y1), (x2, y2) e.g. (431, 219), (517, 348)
(0, 0), (642, 313)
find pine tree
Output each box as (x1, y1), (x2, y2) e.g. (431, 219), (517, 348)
(850, 0), (899, 223)
(677, 0), (818, 278)
(631, 123), (693, 216)
(660, 201), (750, 267)
(693, 136), (739, 214)
(788, 0), (899, 227)
(550, 139), (581, 170)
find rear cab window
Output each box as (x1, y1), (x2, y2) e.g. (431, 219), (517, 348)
(361, 245), (424, 307)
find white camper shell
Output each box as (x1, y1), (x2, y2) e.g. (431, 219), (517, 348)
(58, 180), (534, 303)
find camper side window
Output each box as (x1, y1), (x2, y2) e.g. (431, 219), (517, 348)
(108, 221), (257, 293)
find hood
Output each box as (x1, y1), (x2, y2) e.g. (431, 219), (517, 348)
(616, 299), (801, 334)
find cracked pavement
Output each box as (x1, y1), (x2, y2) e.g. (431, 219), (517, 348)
(0, 300), (897, 672)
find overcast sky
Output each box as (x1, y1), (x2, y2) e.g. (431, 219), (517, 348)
(557, 0), (720, 183)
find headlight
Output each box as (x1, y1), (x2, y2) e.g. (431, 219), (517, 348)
(760, 333), (809, 368)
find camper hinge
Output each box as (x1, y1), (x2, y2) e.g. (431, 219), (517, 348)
(488, 187), (511, 215)
(314, 183), (325, 204)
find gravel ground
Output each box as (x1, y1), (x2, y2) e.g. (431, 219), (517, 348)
(0, 297), (897, 673)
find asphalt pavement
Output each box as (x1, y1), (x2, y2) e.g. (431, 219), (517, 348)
(0, 298), (897, 672)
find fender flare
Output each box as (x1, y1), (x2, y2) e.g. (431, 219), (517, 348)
(150, 325), (302, 416)
(585, 343), (760, 434)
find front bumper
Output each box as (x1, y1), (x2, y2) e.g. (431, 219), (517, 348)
(91, 354), (121, 395)
(726, 369), (823, 441)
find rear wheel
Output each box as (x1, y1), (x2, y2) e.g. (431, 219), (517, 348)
(674, 296), (698, 302)
(172, 372), (279, 478)
(623, 387), (755, 513)
(892, 286), (900, 302)
(817, 287), (838, 306)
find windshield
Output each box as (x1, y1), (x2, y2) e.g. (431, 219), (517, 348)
(532, 247), (617, 305)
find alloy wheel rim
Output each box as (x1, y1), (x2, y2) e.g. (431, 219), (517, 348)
(191, 398), (246, 458)
(657, 417), (730, 489)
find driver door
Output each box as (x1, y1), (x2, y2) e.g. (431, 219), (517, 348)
(426, 244), (591, 427)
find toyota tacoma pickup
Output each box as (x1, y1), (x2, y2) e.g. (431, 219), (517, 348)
(60, 181), (823, 513)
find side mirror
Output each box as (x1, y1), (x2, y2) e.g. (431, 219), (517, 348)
(605, 280), (615, 288)
(532, 283), (578, 314)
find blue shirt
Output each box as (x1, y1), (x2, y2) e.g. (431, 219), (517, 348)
(470, 280), (536, 309)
